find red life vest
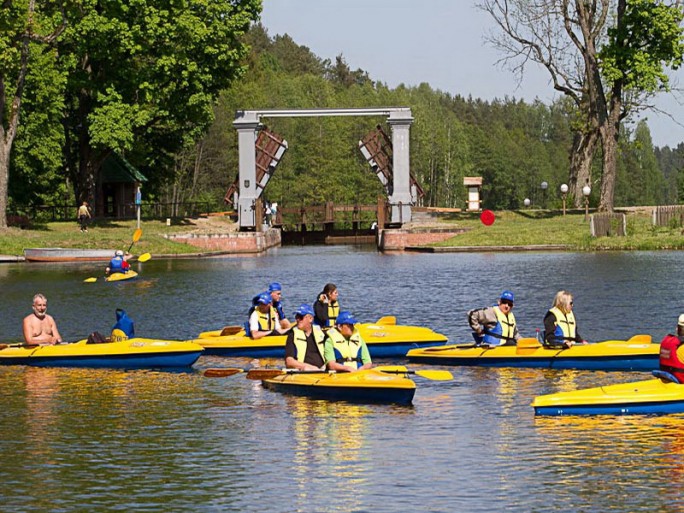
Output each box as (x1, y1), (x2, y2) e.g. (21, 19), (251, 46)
(659, 334), (684, 382)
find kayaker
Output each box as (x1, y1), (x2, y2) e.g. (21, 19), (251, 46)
(267, 282), (291, 329)
(248, 292), (289, 340)
(658, 314), (684, 383)
(313, 283), (340, 329)
(543, 290), (588, 348)
(105, 250), (131, 275)
(467, 290), (521, 346)
(22, 293), (63, 345)
(284, 304), (326, 370)
(324, 311), (372, 372)
(112, 308), (135, 339)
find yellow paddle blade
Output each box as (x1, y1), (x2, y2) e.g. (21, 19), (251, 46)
(414, 369), (453, 380)
(83, 277), (98, 283)
(132, 228), (143, 243)
(627, 334), (652, 344)
(376, 316), (397, 325)
(137, 252), (151, 262)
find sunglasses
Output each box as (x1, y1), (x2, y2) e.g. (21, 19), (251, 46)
(501, 300), (514, 307)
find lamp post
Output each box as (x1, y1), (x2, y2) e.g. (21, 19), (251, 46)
(560, 183), (568, 216)
(582, 185), (591, 221)
(523, 198), (531, 208)
(540, 181), (548, 209)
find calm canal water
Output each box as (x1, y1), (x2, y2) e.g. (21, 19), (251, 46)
(2, 246), (684, 512)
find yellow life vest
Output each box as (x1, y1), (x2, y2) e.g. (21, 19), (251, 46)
(256, 306), (277, 331)
(292, 326), (326, 363)
(326, 327), (363, 370)
(549, 307), (577, 340)
(327, 301), (340, 327)
(493, 306), (516, 340)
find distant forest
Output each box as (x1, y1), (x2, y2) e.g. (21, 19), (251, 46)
(11, 23), (684, 212)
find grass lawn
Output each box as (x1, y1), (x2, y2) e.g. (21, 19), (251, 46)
(430, 209), (684, 251)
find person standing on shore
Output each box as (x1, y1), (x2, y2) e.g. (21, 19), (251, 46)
(77, 201), (91, 232)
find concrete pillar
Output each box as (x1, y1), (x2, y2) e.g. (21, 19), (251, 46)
(233, 112), (261, 230)
(387, 109), (414, 225)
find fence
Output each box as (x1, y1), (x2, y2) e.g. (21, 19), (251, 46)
(590, 213), (626, 237)
(653, 205), (684, 227)
(10, 202), (214, 223)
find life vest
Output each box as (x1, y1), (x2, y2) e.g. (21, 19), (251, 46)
(326, 327), (364, 370)
(483, 306), (517, 346)
(548, 307), (577, 344)
(255, 307), (277, 332)
(292, 326), (326, 363)
(659, 334), (684, 382)
(326, 301), (340, 327)
(109, 256), (124, 273)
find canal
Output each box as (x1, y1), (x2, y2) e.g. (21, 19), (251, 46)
(1, 247), (683, 512)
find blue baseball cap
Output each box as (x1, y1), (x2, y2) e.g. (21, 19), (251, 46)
(293, 304), (314, 318)
(500, 290), (515, 302)
(255, 292), (272, 305)
(336, 311), (358, 326)
(268, 282), (282, 292)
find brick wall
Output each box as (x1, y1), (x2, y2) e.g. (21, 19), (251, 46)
(166, 229), (281, 254)
(378, 228), (466, 251)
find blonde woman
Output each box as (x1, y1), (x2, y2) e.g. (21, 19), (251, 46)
(543, 290), (588, 348)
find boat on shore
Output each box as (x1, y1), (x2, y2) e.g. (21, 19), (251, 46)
(255, 366), (417, 405)
(193, 317), (448, 358)
(406, 335), (658, 371)
(532, 371), (684, 416)
(0, 338), (204, 369)
(24, 248), (115, 262)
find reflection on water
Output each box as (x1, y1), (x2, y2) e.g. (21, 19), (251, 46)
(3, 248), (684, 511)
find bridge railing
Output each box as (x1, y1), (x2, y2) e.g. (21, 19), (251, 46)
(274, 200), (388, 230)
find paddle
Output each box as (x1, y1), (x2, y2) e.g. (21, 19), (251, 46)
(127, 228), (143, 253)
(203, 368), (245, 378)
(244, 366), (453, 381)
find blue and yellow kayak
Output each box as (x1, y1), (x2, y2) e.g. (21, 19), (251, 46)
(258, 366), (417, 405)
(105, 270), (138, 282)
(0, 337), (203, 369)
(194, 316), (448, 358)
(406, 335), (658, 371)
(532, 372), (684, 416)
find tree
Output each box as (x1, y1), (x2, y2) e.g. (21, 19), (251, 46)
(0, 0), (66, 228)
(56, 0), (260, 214)
(480, 0), (684, 211)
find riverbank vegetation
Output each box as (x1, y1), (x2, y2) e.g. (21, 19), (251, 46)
(4, 17), (684, 229)
(1, 209), (683, 256)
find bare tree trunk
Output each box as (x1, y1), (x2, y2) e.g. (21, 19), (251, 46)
(568, 128), (599, 207)
(598, 101), (622, 212)
(0, 140), (10, 228)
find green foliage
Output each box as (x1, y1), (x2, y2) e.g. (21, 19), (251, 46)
(601, 0), (684, 92)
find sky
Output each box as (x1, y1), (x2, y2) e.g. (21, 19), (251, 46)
(260, 0), (684, 148)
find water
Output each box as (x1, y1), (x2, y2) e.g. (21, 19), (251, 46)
(2, 247), (684, 512)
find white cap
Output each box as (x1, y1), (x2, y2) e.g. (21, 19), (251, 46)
(678, 314), (684, 327)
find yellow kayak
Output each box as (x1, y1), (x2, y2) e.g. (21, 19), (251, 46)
(0, 337), (203, 368)
(105, 270), (138, 282)
(193, 316), (448, 358)
(259, 366), (417, 404)
(406, 335), (658, 371)
(532, 371), (684, 416)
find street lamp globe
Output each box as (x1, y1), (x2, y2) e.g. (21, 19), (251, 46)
(523, 198), (531, 207)
(560, 184), (568, 194)
(582, 185), (591, 196)
(541, 181), (548, 190)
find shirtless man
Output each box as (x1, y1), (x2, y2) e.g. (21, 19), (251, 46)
(23, 294), (62, 345)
